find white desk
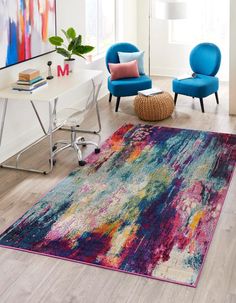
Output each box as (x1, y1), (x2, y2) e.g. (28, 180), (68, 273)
(0, 69), (103, 174)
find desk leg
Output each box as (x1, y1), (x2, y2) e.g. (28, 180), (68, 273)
(48, 102), (54, 174)
(0, 98), (8, 146)
(52, 98), (58, 129)
(0, 100), (56, 175)
(30, 101), (47, 135)
(94, 82), (102, 133)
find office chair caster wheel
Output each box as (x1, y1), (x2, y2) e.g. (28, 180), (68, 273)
(79, 160), (86, 167)
(49, 158), (57, 166)
(95, 148), (100, 154)
(52, 145), (57, 152)
(81, 137), (87, 147)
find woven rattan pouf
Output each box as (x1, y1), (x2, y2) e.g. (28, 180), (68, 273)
(134, 92), (174, 121)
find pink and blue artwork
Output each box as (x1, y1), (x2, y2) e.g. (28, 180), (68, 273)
(0, 0), (56, 69)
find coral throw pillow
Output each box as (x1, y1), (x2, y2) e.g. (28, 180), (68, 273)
(109, 60), (140, 81)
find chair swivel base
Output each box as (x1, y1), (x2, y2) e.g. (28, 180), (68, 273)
(51, 127), (100, 167)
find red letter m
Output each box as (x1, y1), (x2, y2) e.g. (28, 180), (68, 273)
(57, 64), (69, 77)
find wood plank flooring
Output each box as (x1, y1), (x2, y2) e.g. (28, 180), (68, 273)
(0, 77), (235, 303)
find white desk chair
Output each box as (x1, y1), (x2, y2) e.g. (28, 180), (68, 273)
(52, 75), (103, 166)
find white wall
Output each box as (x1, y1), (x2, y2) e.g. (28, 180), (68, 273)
(0, 0), (138, 163)
(137, 0), (149, 72)
(137, 0), (190, 76)
(116, 0), (137, 44)
(150, 19), (191, 77)
(229, 0), (236, 115)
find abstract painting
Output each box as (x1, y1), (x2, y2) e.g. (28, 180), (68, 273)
(0, 0), (56, 69)
(0, 124), (236, 287)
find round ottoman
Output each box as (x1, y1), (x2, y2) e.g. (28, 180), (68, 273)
(134, 92), (174, 121)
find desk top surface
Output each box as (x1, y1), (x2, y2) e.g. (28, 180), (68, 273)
(0, 69), (103, 102)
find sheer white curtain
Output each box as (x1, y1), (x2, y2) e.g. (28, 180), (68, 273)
(85, 0), (116, 56)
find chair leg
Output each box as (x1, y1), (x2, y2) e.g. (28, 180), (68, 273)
(115, 97), (121, 112)
(199, 98), (205, 113)
(215, 92), (219, 104)
(109, 93), (112, 103)
(174, 93), (178, 105)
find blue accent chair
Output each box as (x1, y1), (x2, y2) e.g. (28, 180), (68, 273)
(106, 42), (152, 112)
(172, 43), (221, 113)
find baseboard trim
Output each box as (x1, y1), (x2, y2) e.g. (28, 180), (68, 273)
(150, 67), (188, 78)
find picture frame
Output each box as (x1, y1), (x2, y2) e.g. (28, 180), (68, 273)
(0, 0), (57, 70)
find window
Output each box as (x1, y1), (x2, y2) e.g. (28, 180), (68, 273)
(86, 0), (116, 56)
(168, 0), (229, 80)
(169, 0), (229, 46)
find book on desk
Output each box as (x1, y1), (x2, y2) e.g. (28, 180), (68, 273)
(12, 69), (48, 93)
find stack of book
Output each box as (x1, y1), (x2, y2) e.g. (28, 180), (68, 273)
(12, 69), (48, 93)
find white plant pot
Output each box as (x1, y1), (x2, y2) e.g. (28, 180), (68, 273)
(64, 59), (75, 73)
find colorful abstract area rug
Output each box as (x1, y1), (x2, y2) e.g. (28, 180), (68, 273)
(0, 124), (236, 287)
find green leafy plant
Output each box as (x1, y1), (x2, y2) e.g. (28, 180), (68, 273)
(49, 27), (94, 60)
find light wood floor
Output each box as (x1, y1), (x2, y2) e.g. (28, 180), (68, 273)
(0, 77), (236, 303)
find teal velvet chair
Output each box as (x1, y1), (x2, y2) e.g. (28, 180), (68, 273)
(172, 43), (221, 113)
(106, 42), (152, 112)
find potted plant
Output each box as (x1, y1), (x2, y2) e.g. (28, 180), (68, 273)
(49, 27), (94, 73)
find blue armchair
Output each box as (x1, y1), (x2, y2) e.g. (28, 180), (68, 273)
(172, 43), (221, 113)
(106, 42), (152, 112)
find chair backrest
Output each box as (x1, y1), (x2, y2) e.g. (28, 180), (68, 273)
(105, 42), (140, 73)
(84, 73), (103, 112)
(190, 43), (221, 76)
(56, 74), (103, 127)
